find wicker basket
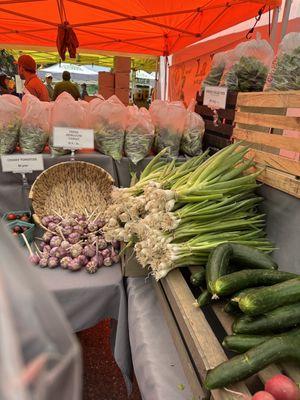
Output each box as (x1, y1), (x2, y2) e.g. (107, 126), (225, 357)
(29, 161), (114, 225)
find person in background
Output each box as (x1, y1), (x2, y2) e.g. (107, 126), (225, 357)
(17, 55), (50, 102)
(52, 71), (80, 101)
(0, 73), (10, 95)
(45, 73), (54, 100)
(81, 83), (88, 99)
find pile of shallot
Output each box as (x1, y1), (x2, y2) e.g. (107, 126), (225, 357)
(27, 212), (120, 274)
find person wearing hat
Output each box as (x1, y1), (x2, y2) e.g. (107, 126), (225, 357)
(52, 71), (80, 101)
(17, 55), (49, 102)
(0, 73), (10, 95)
(45, 73), (54, 100)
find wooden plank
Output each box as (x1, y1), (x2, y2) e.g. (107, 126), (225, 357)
(257, 168), (300, 198)
(212, 303), (283, 383)
(161, 269), (251, 399)
(153, 281), (206, 400)
(241, 147), (300, 177)
(204, 133), (231, 150)
(280, 361), (300, 382)
(235, 111), (300, 132)
(195, 104), (236, 121)
(205, 120), (234, 137)
(233, 128), (300, 153)
(237, 91), (300, 108)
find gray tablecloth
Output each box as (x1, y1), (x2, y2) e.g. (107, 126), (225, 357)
(127, 276), (192, 400)
(0, 152), (117, 212)
(114, 157), (152, 188)
(32, 263), (132, 393)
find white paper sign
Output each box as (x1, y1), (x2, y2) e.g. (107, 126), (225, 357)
(15, 75), (25, 94)
(1, 154), (44, 173)
(203, 86), (228, 109)
(53, 127), (94, 150)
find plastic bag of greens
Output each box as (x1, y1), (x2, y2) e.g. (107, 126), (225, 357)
(150, 100), (186, 157)
(265, 32), (300, 91)
(181, 99), (204, 156)
(20, 94), (51, 154)
(0, 94), (21, 154)
(124, 106), (154, 164)
(89, 95), (127, 160)
(201, 51), (227, 89)
(222, 37), (274, 92)
(50, 92), (86, 156)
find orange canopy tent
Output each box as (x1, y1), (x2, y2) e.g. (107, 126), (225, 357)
(0, 0), (281, 57)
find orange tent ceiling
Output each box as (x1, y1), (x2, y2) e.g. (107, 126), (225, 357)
(0, 0), (281, 56)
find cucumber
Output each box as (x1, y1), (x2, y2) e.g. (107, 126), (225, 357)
(196, 290), (212, 307)
(239, 277), (300, 316)
(223, 301), (242, 315)
(233, 302), (300, 334)
(206, 243), (233, 293)
(225, 328), (300, 353)
(223, 334), (272, 353)
(205, 327), (300, 389)
(214, 269), (297, 296)
(230, 243), (278, 270)
(226, 287), (265, 315)
(190, 267), (206, 286)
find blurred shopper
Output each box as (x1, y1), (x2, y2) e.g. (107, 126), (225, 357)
(17, 55), (49, 101)
(45, 73), (54, 99)
(0, 73), (10, 95)
(81, 83), (88, 99)
(52, 71), (80, 101)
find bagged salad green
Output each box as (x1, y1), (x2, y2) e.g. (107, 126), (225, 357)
(265, 32), (300, 91)
(181, 99), (204, 156)
(150, 100), (186, 157)
(201, 51), (227, 89)
(125, 106), (154, 164)
(0, 94), (21, 154)
(20, 94), (51, 154)
(88, 95), (127, 160)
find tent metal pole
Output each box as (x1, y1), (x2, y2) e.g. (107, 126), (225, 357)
(269, 6), (280, 47)
(164, 56), (168, 101)
(154, 56), (159, 97)
(281, 0), (292, 39)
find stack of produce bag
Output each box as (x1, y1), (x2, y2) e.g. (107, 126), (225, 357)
(88, 95), (127, 161)
(150, 100), (187, 157)
(201, 51), (227, 88)
(125, 106), (154, 164)
(181, 99), (205, 156)
(265, 32), (300, 91)
(0, 94), (21, 154)
(20, 94), (51, 154)
(221, 36), (274, 92)
(50, 92), (86, 155)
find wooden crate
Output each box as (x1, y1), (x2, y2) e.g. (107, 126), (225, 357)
(196, 90), (238, 151)
(233, 91), (300, 198)
(155, 266), (300, 400)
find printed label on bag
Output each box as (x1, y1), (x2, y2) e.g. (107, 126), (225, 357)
(1, 154), (44, 173)
(203, 86), (228, 109)
(53, 127), (94, 150)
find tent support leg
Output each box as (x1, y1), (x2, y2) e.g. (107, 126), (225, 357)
(269, 6), (279, 47)
(281, 0), (292, 39)
(164, 56), (168, 101)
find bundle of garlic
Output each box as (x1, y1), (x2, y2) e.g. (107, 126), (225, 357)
(104, 143), (275, 280)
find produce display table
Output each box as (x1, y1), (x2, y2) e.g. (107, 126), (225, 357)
(33, 261), (132, 392)
(0, 152), (117, 212)
(127, 276), (193, 400)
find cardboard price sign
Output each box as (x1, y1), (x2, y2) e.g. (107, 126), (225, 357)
(53, 127), (94, 150)
(203, 86), (228, 110)
(1, 154), (44, 173)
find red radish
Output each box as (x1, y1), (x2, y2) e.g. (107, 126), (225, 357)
(7, 213), (17, 220)
(265, 374), (300, 400)
(252, 391), (276, 400)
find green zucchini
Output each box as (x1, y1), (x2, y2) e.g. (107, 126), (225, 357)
(205, 327), (300, 389)
(230, 243), (278, 270)
(206, 243), (233, 293)
(196, 290), (212, 307)
(225, 328), (300, 353)
(190, 267), (206, 287)
(233, 302), (300, 334)
(214, 269), (297, 296)
(223, 334), (272, 353)
(239, 277), (300, 316)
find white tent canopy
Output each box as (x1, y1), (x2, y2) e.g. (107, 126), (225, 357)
(38, 62), (100, 82)
(136, 70), (155, 80)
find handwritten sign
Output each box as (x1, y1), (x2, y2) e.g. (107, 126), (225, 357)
(203, 86), (228, 109)
(53, 127), (94, 150)
(1, 154), (44, 173)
